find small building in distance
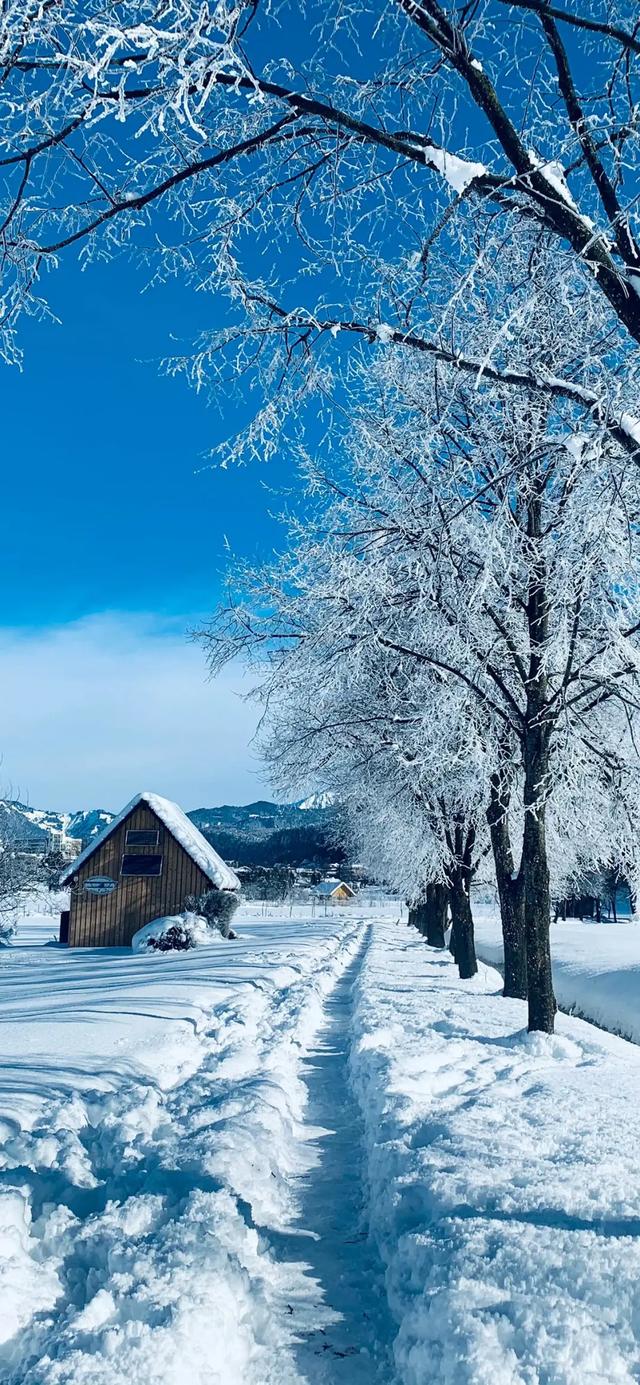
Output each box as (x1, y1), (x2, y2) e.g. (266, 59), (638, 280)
(47, 827), (83, 862)
(59, 791), (240, 948)
(312, 879), (357, 904)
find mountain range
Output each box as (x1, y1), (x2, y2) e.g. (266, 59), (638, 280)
(187, 796), (342, 867)
(0, 801), (113, 849)
(0, 795), (342, 868)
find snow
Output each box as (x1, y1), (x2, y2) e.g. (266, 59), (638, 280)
(375, 322), (395, 344)
(527, 151), (596, 235)
(618, 409), (640, 448)
(313, 878), (354, 897)
(297, 791), (336, 810)
(420, 144), (487, 194)
(131, 912), (223, 952)
(475, 910), (640, 1043)
(525, 373), (640, 452)
(2, 901), (640, 1382)
(60, 791), (240, 892)
(350, 925), (640, 1384)
(0, 902), (377, 1382)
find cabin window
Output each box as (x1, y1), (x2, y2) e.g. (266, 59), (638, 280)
(125, 829), (160, 846)
(121, 853), (163, 877)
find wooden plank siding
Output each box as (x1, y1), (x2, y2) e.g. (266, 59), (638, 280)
(68, 802), (212, 948)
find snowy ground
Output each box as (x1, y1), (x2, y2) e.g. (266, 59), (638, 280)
(474, 910), (640, 1042)
(352, 928), (640, 1384)
(1, 900), (640, 1382)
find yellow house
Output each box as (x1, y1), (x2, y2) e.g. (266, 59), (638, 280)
(313, 879), (356, 904)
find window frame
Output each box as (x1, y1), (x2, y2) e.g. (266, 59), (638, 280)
(120, 852), (164, 879)
(125, 828), (160, 847)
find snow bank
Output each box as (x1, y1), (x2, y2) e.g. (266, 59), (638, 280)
(0, 1191), (62, 1349)
(350, 926), (640, 1384)
(131, 912), (219, 952)
(0, 911), (365, 1383)
(475, 913), (640, 1043)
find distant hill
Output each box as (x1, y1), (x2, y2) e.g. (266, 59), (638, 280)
(66, 809), (115, 843)
(0, 795), (343, 867)
(188, 801), (284, 835)
(0, 800), (50, 847)
(188, 798), (343, 867)
(297, 792), (336, 811)
(0, 800), (115, 848)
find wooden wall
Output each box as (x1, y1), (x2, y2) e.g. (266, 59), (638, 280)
(68, 802), (212, 947)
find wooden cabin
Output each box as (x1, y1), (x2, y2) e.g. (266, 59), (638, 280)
(59, 791), (240, 948)
(313, 879), (356, 904)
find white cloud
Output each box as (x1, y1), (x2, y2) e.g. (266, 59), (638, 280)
(0, 613), (266, 811)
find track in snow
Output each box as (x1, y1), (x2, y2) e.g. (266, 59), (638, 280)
(1, 922), (396, 1383)
(271, 935), (396, 1382)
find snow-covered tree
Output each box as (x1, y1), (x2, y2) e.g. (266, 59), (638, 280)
(4, 0), (640, 465)
(204, 238), (640, 1032)
(0, 842), (42, 941)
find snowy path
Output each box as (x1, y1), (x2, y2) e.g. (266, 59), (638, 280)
(270, 933), (396, 1381)
(0, 910), (402, 1383)
(5, 906), (640, 1382)
(0, 910), (389, 1383)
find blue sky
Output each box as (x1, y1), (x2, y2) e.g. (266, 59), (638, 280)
(0, 250), (288, 808)
(4, 253), (288, 627)
(0, 3), (566, 809)
(0, 3), (472, 809)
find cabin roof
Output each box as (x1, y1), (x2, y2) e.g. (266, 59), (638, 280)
(313, 879), (355, 897)
(59, 791), (240, 891)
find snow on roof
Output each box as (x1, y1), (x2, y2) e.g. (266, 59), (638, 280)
(313, 880), (355, 897)
(59, 792), (240, 891)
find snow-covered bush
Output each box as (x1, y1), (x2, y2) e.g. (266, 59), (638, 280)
(131, 913), (220, 954)
(146, 924), (194, 953)
(185, 888), (240, 939)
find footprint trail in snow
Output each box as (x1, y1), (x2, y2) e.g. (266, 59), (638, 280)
(269, 940), (396, 1381)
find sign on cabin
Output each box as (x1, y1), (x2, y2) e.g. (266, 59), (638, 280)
(83, 877), (118, 895)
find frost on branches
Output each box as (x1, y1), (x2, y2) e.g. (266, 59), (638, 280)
(4, 0), (640, 460)
(203, 240), (640, 1034)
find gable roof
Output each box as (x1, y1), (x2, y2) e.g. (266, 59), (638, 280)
(59, 791), (240, 891)
(313, 879), (356, 897)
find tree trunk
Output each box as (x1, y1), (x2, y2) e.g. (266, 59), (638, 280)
(448, 867), (477, 979)
(521, 484), (556, 1033)
(448, 905), (458, 960)
(424, 882), (447, 947)
(414, 903), (427, 934)
(522, 733), (556, 1033)
(487, 773), (527, 1001)
(498, 872), (526, 1000)
(409, 884), (448, 945)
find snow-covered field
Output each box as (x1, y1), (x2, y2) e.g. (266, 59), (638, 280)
(475, 911), (640, 1043)
(1, 901), (640, 1383)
